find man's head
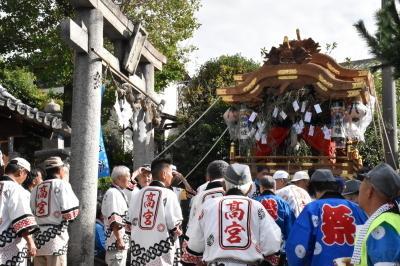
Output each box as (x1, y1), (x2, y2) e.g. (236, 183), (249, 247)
(22, 168), (44, 191)
(342, 179), (361, 203)
(137, 164), (152, 188)
(206, 160), (229, 181)
(272, 170), (289, 190)
(358, 163), (400, 215)
(258, 174), (276, 193)
(5, 157), (31, 184)
(111, 165), (130, 189)
(309, 169), (339, 198)
(224, 163), (253, 195)
(151, 158), (173, 187)
(43, 156), (65, 180)
(291, 171), (310, 190)
(256, 166), (269, 180)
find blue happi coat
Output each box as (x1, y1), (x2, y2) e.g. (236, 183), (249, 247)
(286, 192), (367, 266)
(254, 191), (295, 241)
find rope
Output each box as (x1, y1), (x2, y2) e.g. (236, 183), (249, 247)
(368, 92), (384, 162)
(185, 127), (229, 180)
(375, 95), (398, 169)
(153, 97), (221, 159)
(91, 48), (159, 106)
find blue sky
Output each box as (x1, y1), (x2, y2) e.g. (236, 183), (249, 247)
(185, 0), (381, 75)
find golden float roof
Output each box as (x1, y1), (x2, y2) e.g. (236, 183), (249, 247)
(216, 33), (375, 105)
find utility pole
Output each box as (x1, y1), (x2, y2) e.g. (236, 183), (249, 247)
(381, 0), (399, 168)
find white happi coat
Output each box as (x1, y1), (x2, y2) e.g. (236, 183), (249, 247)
(127, 181), (183, 266)
(30, 178), (79, 256)
(0, 176), (38, 266)
(102, 184), (130, 251)
(188, 195), (282, 265)
(276, 184), (312, 217)
(187, 186), (225, 233)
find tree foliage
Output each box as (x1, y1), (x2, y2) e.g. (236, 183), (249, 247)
(354, 0), (400, 78)
(122, 0), (200, 91)
(0, 0), (200, 91)
(0, 65), (51, 109)
(0, 0), (73, 87)
(167, 55), (260, 188)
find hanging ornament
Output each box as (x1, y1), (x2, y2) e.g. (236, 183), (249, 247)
(347, 101), (368, 122)
(331, 100), (346, 148)
(239, 105), (250, 140)
(223, 107), (239, 140)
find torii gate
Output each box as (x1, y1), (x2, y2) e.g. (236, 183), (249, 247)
(60, 1), (166, 264)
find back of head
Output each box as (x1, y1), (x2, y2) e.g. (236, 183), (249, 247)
(310, 169), (339, 193)
(207, 160), (229, 181)
(258, 174), (276, 190)
(44, 156), (64, 179)
(151, 158), (172, 180)
(364, 163), (400, 200)
(111, 165), (130, 181)
(225, 163), (253, 194)
(5, 157), (31, 175)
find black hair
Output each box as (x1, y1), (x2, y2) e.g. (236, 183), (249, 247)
(356, 166), (371, 181)
(151, 158), (172, 180)
(256, 165), (269, 173)
(45, 166), (62, 180)
(5, 163), (22, 175)
(96, 201), (102, 219)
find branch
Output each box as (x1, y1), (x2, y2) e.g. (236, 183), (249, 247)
(354, 20), (381, 58)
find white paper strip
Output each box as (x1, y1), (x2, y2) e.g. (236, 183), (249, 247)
(324, 129), (331, 140)
(314, 104), (322, 114)
(273, 107), (279, 118)
(248, 112), (257, 122)
(299, 119), (305, 129)
(304, 111), (312, 123)
(280, 111), (287, 120)
(309, 125), (315, 136)
(255, 131), (262, 141)
(292, 101), (300, 112)
(261, 134), (267, 144)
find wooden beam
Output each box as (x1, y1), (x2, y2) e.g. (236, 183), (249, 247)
(60, 18), (88, 54)
(123, 24), (147, 74)
(70, 0), (166, 70)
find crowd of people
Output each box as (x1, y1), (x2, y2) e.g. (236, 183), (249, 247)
(1, 155), (400, 266)
(0, 156), (79, 266)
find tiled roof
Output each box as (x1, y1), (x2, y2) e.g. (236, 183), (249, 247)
(0, 84), (71, 137)
(340, 58), (380, 70)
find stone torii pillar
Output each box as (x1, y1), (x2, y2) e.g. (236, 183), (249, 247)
(60, 0), (166, 264)
(67, 8), (103, 266)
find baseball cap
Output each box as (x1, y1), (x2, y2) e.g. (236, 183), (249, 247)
(43, 156), (64, 169)
(364, 163), (400, 199)
(272, 170), (289, 180)
(291, 171), (310, 182)
(310, 169), (336, 182)
(8, 157), (31, 172)
(342, 180), (361, 196)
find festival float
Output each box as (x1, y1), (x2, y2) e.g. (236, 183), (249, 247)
(217, 30), (376, 178)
